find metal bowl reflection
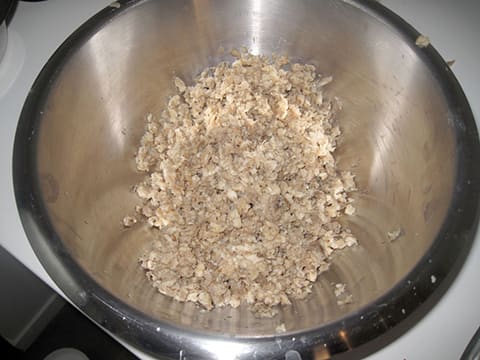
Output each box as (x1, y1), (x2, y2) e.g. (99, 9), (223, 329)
(13, 0), (480, 359)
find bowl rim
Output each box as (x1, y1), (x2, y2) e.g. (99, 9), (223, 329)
(12, 0), (480, 358)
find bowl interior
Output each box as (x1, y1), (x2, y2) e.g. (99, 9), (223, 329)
(33, 0), (455, 336)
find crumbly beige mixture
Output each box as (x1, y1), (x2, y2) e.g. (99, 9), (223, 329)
(130, 50), (357, 317)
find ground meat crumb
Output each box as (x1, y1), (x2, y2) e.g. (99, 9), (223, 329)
(131, 49), (357, 317)
(387, 227), (404, 242)
(275, 323), (287, 334)
(334, 283), (353, 306)
(122, 215), (137, 227)
(415, 35), (430, 48)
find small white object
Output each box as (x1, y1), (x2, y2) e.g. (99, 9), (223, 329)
(387, 227), (403, 241)
(415, 34), (430, 48)
(44, 348), (89, 360)
(275, 323), (286, 333)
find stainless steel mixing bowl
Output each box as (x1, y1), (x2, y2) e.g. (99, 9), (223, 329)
(13, 0), (480, 359)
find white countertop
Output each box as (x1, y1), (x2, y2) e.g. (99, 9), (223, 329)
(1, 1), (479, 359)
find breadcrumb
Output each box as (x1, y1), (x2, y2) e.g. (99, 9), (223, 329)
(334, 283), (353, 306)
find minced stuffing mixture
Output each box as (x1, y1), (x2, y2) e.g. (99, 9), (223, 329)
(126, 49), (357, 317)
